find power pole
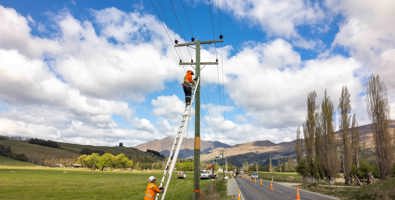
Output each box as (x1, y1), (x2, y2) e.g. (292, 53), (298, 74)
(175, 37), (223, 200)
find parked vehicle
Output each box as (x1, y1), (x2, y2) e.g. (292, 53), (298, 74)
(177, 171), (186, 179)
(250, 172), (259, 179)
(200, 170), (210, 179)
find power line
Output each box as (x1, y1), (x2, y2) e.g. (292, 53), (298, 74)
(208, 0), (216, 41)
(154, 0), (190, 60)
(208, 0), (218, 60)
(180, 0), (195, 37)
(149, 0), (182, 61)
(168, 0), (193, 59)
(214, 0), (223, 38)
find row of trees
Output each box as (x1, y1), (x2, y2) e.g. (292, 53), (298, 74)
(77, 153), (133, 170)
(296, 75), (394, 184)
(295, 90), (342, 184)
(76, 153), (166, 170)
(28, 138), (59, 148)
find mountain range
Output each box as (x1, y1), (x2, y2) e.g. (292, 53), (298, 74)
(135, 120), (395, 167)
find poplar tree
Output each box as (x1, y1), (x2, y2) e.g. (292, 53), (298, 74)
(321, 91), (339, 184)
(339, 86), (352, 184)
(304, 91), (317, 179)
(351, 114), (360, 170)
(295, 127), (303, 165)
(367, 74), (393, 178)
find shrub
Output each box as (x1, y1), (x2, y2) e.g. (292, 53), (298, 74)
(176, 160), (193, 171)
(358, 160), (379, 178)
(296, 159), (309, 177)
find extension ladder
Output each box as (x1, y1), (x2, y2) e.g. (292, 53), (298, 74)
(155, 78), (200, 200)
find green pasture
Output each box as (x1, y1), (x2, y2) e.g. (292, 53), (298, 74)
(258, 171), (302, 182)
(0, 167), (219, 200)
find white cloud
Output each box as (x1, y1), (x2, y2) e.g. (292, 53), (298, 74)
(201, 103), (296, 144)
(329, 0), (395, 113)
(152, 95), (184, 119)
(53, 10), (182, 101)
(0, 116), (154, 146)
(0, 5), (177, 146)
(203, 39), (364, 130)
(214, 0), (324, 38)
(0, 49), (130, 118)
(1, 2), (392, 147)
(0, 5), (60, 58)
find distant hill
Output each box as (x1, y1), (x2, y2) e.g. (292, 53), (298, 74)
(0, 137), (163, 167)
(203, 120), (395, 167)
(135, 136), (230, 158)
(202, 140), (296, 167)
(136, 120), (395, 167)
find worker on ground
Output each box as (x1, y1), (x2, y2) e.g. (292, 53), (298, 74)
(144, 176), (163, 200)
(182, 70), (195, 106)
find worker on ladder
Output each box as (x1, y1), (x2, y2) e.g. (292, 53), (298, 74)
(182, 70), (195, 107)
(144, 176), (163, 200)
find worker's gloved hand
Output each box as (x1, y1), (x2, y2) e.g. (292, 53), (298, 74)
(159, 187), (164, 191)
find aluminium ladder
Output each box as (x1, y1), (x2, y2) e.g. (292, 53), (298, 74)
(155, 78), (200, 200)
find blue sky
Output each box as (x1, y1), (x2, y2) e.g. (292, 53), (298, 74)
(0, 0), (394, 146)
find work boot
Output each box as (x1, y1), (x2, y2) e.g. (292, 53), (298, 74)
(186, 97), (191, 106)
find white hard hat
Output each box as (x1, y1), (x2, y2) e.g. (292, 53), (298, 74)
(148, 176), (156, 182)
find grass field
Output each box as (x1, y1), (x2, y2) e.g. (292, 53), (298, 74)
(0, 137), (161, 166)
(258, 171), (302, 182)
(0, 167), (225, 200)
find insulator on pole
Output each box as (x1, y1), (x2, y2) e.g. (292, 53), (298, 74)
(191, 37), (195, 42)
(219, 34), (223, 40)
(175, 39), (179, 44)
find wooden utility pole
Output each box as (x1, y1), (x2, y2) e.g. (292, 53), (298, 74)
(175, 38), (223, 200)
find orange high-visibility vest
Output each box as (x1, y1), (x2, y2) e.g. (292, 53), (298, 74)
(144, 183), (161, 200)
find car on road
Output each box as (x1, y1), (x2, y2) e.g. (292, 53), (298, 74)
(200, 170), (211, 179)
(177, 171), (186, 179)
(250, 172), (259, 179)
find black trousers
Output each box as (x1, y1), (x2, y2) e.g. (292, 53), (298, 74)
(182, 83), (192, 105)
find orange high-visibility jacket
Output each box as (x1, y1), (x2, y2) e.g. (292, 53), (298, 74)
(184, 71), (193, 84)
(144, 183), (161, 200)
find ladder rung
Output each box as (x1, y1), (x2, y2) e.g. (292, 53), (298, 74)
(158, 80), (200, 200)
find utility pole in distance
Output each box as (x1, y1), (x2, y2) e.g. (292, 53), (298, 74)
(175, 36), (223, 200)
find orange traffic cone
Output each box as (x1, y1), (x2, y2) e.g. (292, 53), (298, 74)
(269, 177), (274, 191)
(296, 186), (301, 200)
(237, 190), (241, 200)
(260, 178), (263, 187)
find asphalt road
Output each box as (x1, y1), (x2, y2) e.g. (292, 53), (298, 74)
(236, 177), (338, 200)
